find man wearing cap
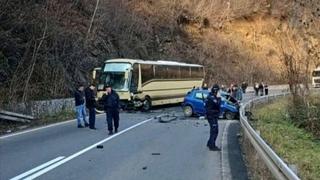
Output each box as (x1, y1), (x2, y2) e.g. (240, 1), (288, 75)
(205, 84), (221, 151)
(102, 84), (120, 135)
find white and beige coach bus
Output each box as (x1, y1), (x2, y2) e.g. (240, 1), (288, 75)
(312, 66), (320, 88)
(93, 59), (204, 111)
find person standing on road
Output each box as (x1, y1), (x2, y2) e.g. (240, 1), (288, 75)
(102, 84), (120, 135)
(236, 85), (243, 101)
(85, 84), (97, 130)
(74, 84), (89, 128)
(264, 83), (269, 95)
(241, 82), (248, 94)
(254, 82), (259, 96)
(230, 84), (237, 98)
(205, 84), (221, 151)
(259, 82), (264, 96)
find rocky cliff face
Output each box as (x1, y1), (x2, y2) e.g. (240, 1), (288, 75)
(0, 0), (319, 103)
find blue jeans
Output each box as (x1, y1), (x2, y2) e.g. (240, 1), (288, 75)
(76, 104), (88, 126)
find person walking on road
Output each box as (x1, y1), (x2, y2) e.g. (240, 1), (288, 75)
(85, 84), (97, 130)
(205, 84), (221, 151)
(74, 84), (89, 128)
(102, 84), (120, 135)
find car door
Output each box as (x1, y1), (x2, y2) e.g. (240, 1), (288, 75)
(193, 92), (206, 115)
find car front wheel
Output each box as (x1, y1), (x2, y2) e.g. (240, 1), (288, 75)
(183, 105), (193, 117)
(225, 111), (236, 120)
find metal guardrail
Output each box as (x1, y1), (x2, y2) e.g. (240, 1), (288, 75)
(240, 93), (300, 180)
(0, 110), (34, 123)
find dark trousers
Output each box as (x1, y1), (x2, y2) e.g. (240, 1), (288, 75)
(207, 117), (219, 148)
(88, 107), (96, 128)
(106, 109), (119, 132)
(265, 89), (269, 95)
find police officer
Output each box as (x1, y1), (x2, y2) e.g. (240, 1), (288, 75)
(205, 84), (221, 151)
(102, 84), (120, 135)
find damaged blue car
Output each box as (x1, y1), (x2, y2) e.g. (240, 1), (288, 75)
(182, 88), (240, 119)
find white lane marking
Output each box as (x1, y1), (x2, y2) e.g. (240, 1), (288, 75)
(221, 121), (231, 180)
(10, 156), (65, 180)
(23, 116), (159, 180)
(0, 114), (105, 139)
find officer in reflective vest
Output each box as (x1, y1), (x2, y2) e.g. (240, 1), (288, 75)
(205, 84), (221, 151)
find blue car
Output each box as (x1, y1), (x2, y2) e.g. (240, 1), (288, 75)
(182, 88), (240, 119)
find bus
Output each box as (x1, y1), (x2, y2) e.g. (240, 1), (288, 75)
(312, 66), (320, 88)
(93, 59), (205, 111)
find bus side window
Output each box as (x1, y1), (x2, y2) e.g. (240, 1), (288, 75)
(130, 64), (139, 92)
(141, 64), (154, 83)
(191, 67), (202, 78)
(181, 67), (191, 78)
(155, 65), (167, 79)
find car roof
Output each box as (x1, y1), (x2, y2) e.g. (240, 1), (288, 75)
(192, 89), (210, 93)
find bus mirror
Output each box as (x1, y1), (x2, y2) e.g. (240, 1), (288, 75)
(92, 68), (101, 80)
(125, 71), (129, 79)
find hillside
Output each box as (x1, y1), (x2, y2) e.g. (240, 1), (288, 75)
(0, 0), (319, 104)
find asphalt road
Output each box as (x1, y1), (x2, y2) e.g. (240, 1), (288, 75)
(0, 88), (285, 180)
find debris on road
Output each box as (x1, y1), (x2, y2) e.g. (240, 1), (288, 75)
(158, 114), (178, 123)
(151, 153), (161, 155)
(96, 145), (104, 149)
(142, 166), (148, 170)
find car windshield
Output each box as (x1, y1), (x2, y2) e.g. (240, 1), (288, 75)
(98, 63), (132, 91)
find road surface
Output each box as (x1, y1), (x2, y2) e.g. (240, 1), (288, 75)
(0, 89), (285, 180)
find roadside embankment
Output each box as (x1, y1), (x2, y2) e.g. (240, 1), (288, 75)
(243, 94), (320, 179)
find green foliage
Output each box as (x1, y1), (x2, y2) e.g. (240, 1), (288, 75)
(253, 97), (320, 179)
(287, 95), (320, 138)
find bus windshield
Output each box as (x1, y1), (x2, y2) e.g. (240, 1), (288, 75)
(312, 70), (320, 77)
(98, 63), (132, 91)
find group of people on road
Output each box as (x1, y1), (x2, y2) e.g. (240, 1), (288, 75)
(254, 82), (268, 96)
(74, 83), (120, 135)
(220, 82), (247, 101)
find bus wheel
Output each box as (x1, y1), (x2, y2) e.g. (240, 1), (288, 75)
(142, 97), (152, 112)
(183, 105), (193, 117)
(225, 111), (236, 120)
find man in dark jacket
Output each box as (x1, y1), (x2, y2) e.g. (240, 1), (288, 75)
(85, 84), (97, 130)
(102, 84), (120, 135)
(74, 84), (89, 128)
(205, 84), (221, 151)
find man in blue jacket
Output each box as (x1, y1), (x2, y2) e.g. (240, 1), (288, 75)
(74, 84), (89, 128)
(205, 84), (221, 151)
(102, 84), (120, 135)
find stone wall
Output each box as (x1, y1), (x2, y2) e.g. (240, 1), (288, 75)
(5, 98), (75, 118)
